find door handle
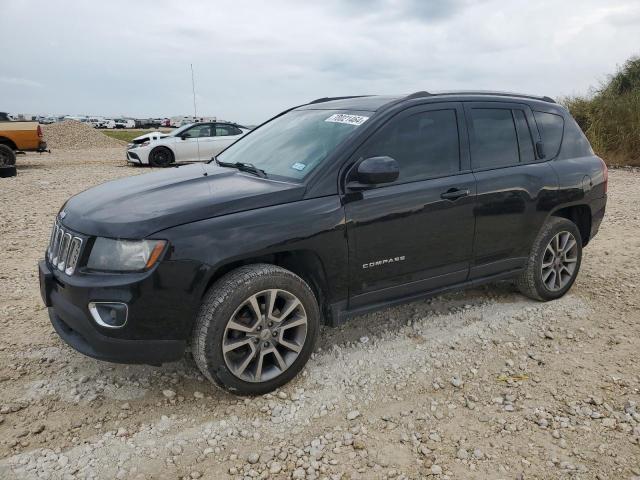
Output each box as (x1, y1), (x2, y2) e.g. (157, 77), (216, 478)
(440, 188), (470, 200)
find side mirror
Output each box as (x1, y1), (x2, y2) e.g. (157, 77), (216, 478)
(180, 133), (191, 140)
(349, 156), (399, 189)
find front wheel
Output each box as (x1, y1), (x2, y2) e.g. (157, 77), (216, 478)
(517, 217), (583, 301)
(148, 146), (174, 167)
(192, 264), (320, 395)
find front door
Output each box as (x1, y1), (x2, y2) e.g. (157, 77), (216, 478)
(343, 102), (477, 308)
(173, 123), (215, 162)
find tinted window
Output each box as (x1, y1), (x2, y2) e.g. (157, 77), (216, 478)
(363, 109), (460, 183)
(469, 109), (519, 169)
(559, 117), (593, 159)
(185, 124), (214, 138)
(215, 125), (239, 136)
(513, 110), (535, 163)
(533, 111), (564, 158)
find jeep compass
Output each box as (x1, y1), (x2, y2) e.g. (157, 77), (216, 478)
(39, 91), (607, 394)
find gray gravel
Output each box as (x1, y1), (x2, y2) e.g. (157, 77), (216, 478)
(0, 151), (639, 479)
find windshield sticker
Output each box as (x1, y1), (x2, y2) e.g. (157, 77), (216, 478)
(325, 113), (369, 126)
(291, 162), (307, 171)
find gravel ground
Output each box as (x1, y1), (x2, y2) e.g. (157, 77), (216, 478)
(0, 150), (639, 480)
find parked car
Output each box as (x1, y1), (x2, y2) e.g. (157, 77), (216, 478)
(114, 118), (136, 129)
(39, 91), (607, 394)
(126, 122), (249, 166)
(0, 114), (47, 165)
(86, 117), (106, 128)
(101, 119), (116, 129)
(39, 116), (58, 125)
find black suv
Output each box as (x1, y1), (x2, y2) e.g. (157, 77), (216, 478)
(39, 91), (607, 394)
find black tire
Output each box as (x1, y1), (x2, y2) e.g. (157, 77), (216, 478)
(192, 264), (320, 395)
(0, 144), (16, 166)
(148, 146), (174, 167)
(517, 216), (583, 301)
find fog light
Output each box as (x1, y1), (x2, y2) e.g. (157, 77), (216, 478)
(88, 302), (128, 328)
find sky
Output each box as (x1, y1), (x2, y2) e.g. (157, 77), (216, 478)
(1, 0), (639, 125)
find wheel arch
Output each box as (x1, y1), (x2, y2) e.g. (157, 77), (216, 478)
(200, 250), (331, 324)
(550, 204), (592, 246)
(149, 144), (175, 164)
(0, 137), (17, 151)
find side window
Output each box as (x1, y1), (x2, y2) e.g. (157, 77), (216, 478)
(559, 117), (593, 159)
(363, 109), (460, 183)
(533, 111), (564, 159)
(513, 110), (535, 163)
(185, 124), (213, 138)
(469, 108), (519, 169)
(215, 125), (239, 136)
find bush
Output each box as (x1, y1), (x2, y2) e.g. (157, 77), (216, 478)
(561, 56), (640, 166)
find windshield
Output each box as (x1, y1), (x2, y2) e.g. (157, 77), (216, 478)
(169, 123), (193, 137)
(170, 124), (194, 136)
(216, 109), (371, 180)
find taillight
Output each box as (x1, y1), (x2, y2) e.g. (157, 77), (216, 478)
(37, 125), (43, 138)
(599, 157), (608, 194)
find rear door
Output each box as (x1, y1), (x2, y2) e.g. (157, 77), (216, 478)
(464, 102), (558, 278)
(344, 102), (477, 308)
(209, 124), (244, 156)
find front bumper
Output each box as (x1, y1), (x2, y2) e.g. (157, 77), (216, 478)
(126, 148), (149, 164)
(126, 150), (141, 164)
(39, 259), (186, 365)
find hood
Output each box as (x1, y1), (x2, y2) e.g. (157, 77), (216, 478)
(61, 163), (305, 238)
(130, 131), (170, 145)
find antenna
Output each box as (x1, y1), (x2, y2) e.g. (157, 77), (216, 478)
(190, 63), (198, 118)
(190, 64), (202, 161)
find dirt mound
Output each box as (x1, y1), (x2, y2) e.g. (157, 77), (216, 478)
(42, 121), (126, 150)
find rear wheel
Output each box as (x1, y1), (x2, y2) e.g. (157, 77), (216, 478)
(0, 144), (16, 166)
(192, 264), (320, 395)
(148, 146), (174, 167)
(517, 217), (582, 301)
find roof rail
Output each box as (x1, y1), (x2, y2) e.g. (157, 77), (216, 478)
(419, 90), (556, 104)
(308, 95), (370, 104)
(404, 91), (432, 100)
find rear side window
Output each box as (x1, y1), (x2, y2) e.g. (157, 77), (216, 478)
(559, 117), (593, 159)
(363, 109), (460, 183)
(533, 111), (564, 158)
(215, 125), (238, 136)
(469, 108), (519, 169)
(513, 110), (535, 163)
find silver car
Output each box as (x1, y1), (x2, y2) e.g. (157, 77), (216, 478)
(126, 122), (250, 167)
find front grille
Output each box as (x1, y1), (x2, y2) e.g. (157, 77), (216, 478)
(47, 221), (84, 275)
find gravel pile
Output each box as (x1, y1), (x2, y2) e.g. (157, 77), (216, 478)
(41, 121), (126, 150)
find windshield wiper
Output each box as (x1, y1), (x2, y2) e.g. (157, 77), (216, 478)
(215, 158), (267, 178)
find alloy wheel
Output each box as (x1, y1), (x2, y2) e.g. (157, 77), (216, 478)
(541, 231), (578, 291)
(222, 289), (308, 383)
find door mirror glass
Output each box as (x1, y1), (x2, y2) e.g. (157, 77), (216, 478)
(351, 156), (399, 187)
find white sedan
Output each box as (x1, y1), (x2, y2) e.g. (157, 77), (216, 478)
(126, 122), (250, 167)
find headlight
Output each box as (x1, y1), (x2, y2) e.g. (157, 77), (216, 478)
(87, 238), (166, 272)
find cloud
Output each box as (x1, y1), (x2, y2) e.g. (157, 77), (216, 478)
(0, 76), (43, 88)
(0, 0), (638, 123)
